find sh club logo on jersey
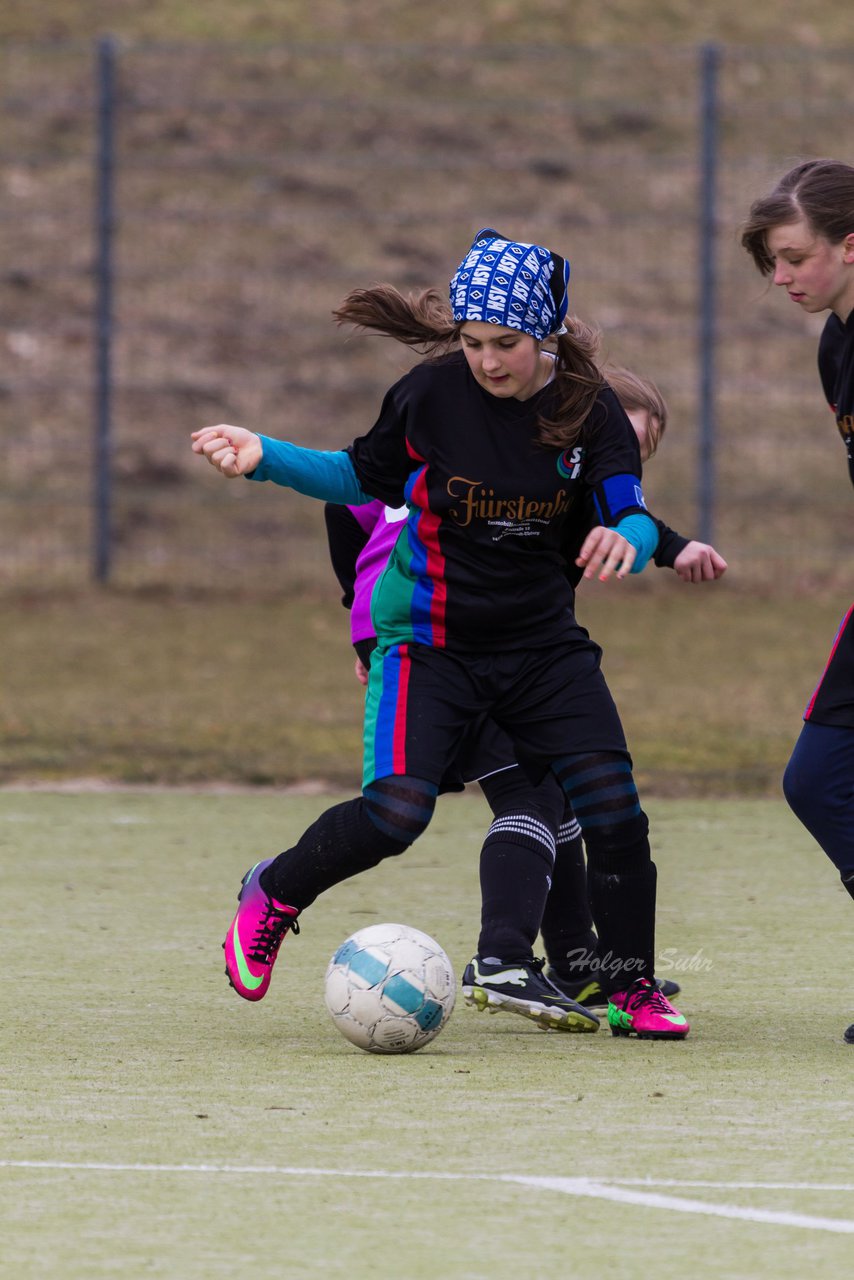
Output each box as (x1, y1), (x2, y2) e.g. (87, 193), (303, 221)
(557, 446), (583, 480)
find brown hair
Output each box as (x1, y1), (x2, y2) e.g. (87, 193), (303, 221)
(333, 285), (457, 355)
(603, 364), (668, 456)
(333, 285), (602, 449)
(741, 159), (854, 276)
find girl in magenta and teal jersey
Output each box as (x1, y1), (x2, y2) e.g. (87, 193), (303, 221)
(192, 227), (690, 1040)
(743, 162), (854, 1045)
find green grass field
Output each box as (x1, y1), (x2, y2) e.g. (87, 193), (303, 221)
(3, 4), (853, 1274)
(2, 789), (852, 1279)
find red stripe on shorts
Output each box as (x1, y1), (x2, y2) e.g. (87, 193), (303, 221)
(392, 644), (411, 773)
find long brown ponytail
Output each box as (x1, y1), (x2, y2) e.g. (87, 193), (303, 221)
(333, 286), (457, 355)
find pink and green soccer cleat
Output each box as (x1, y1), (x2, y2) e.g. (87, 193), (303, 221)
(223, 858), (299, 1001)
(607, 977), (689, 1040)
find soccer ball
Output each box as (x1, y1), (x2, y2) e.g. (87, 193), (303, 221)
(324, 923), (456, 1054)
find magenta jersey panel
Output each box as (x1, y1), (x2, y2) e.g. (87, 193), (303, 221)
(347, 501), (409, 644)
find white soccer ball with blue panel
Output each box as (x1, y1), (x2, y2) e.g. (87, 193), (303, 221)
(324, 922), (456, 1054)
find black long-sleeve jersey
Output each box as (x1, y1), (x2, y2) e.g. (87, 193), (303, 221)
(818, 309), (854, 490)
(346, 350), (650, 652)
(804, 310), (854, 727)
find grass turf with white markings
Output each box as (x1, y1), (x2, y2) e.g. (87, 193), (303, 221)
(2, 790), (852, 1278)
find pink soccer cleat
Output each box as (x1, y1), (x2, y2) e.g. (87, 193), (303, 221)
(223, 858), (299, 1001)
(607, 977), (689, 1040)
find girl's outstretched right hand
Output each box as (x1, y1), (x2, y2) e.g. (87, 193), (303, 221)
(191, 425), (263, 478)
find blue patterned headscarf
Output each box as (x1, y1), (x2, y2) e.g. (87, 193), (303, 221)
(449, 227), (570, 341)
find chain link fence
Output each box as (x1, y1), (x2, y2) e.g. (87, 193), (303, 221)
(2, 39), (853, 591)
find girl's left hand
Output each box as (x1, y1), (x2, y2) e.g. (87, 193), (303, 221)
(575, 526), (636, 581)
(673, 541), (728, 583)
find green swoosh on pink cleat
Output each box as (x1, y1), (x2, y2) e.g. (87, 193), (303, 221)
(231, 925), (265, 990)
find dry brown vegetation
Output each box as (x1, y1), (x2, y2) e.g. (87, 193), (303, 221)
(3, 36), (853, 591)
(2, 11), (853, 787)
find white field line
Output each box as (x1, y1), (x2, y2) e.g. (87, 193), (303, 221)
(1, 1162), (853, 1234)
(513, 1176), (854, 1234)
(596, 1178), (854, 1191)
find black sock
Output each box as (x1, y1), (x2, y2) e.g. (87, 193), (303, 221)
(260, 797), (410, 911)
(477, 812), (556, 961)
(540, 811), (598, 977)
(585, 823), (657, 995)
(587, 861), (657, 993)
(552, 752), (655, 994)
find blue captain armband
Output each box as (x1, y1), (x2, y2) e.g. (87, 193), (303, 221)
(247, 436), (373, 505)
(612, 513), (659, 574)
(593, 473), (648, 527)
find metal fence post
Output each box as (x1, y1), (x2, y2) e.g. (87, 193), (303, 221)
(697, 41), (720, 545)
(93, 35), (117, 583)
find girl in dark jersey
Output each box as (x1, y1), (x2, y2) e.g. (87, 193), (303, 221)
(324, 368), (726, 1016)
(742, 160), (854, 1045)
(192, 227), (690, 1040)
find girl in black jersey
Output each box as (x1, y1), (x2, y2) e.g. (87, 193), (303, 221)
(742, 161), (854, 1045)
(324, 367), (726, 1017)
(192, 227), (690, 1040)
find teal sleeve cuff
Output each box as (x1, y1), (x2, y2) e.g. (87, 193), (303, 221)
(247, 437), (373, 504)
(613, 512), (659, 574)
